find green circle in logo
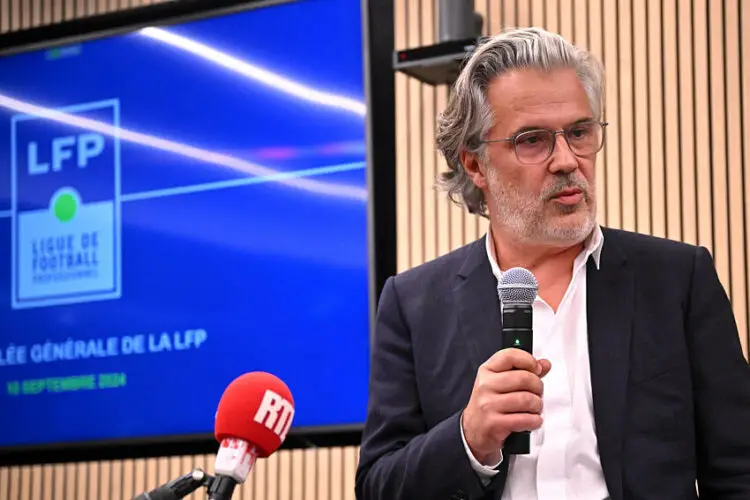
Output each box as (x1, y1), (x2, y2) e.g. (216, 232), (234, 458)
(54, 192), (78, 222)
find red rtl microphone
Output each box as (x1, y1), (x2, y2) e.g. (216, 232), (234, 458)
(208, 372), (295, 500)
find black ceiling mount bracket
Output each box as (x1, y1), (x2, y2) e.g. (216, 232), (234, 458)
(393, 0), (482, 86)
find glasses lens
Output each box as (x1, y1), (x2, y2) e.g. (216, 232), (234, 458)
(565, 122), (603, 155)
(514, 130), (554, 163)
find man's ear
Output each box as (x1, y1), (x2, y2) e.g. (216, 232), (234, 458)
(460, 150), (488, 190)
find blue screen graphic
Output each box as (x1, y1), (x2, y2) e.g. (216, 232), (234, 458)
(0, 0), (370, 448)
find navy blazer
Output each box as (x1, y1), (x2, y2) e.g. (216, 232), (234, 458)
(355, 227), (750, 500)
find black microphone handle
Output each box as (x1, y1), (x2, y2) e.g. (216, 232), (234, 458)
(502, 303), (533, 455)
(208, 475), (238, 500)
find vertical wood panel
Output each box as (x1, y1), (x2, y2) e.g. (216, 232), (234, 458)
(573, 0), (587, 54)
(678, 0), (697, 246)
(603, 0), (621, 229)
(290, 449), (304, 500)
(88, 463), (99, 500)
(545, 0), (558, 34)
(278, 451), (291, 500)
(9, 0), (19, 30)
(329, 447), (343, 500)
(709, 0), (731, 295)
(503, 0), (516, 29)
(743, 0), (750, 356)
(694, 0), (713, 253)
(53, 0), (62, 24)
(19, 0), (30, 29)
(42, 0), (52, 25)
(76, 463), (88, 500)
(395, 0), (409, 272)
(343, 446), (358, 500)
(109, 461), (122, 500)
(618, 0), (636, 232)
(120, 459), (134, 500)
(435, 83), (451, 257)
(558, 0), (573, 43)
(421, 0), (436, 263)
(17, 468), (28, 500)
(1, 0), (9, 33)
(7, 469), (18, 500)
(663, 0), (681, 242)
(303, 448), (316, 500)
(133, 459), (146, 498)
(52, 465), (64, 500)
(647, 0), (665, 238)
(588, 0), (605, 224)
(316, 448), (330, 500)
(407, 0), (423, 268)
(488, 0), (501, 34)
(63, 464), (75, 500)
(252, 451), (267, 500)
(40, 465), (52, 500)
(633, 0), (650, 234)
(726, 0), (748, 358)
(31, 0), (42, 26)
(0, 467), (8, 500)
(517, 0), (530, 28)
(97, 462), (109, 500)
(530, 0), (544, 29)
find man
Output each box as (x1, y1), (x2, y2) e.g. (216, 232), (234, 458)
(355, 27), (750, 500)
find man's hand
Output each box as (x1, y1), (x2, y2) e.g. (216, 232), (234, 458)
(461, 348), (552, 466)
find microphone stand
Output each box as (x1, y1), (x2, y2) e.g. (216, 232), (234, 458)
(131, 468), (216, 500)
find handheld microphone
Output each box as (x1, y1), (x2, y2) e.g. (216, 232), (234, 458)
(209, 371), (295, 500)
(498, 267), (538, 455)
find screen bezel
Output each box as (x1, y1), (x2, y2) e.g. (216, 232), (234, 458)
(0, 0), (396, 465)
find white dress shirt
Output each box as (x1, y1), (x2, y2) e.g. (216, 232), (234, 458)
(460, 225), (611, 500)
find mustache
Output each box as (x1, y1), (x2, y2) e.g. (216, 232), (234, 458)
(541, 175), (590, 201)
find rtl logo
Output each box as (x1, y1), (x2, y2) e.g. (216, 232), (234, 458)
(254, 389), (294, 441)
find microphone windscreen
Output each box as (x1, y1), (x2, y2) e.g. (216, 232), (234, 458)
(498, 267), (538, 305)
(214, 372), (295, 458)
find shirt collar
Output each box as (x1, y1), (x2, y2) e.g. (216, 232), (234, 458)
(485, 224), (605, 281)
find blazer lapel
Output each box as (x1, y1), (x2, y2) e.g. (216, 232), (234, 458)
(453, 236), (505, 373)
(586, 236), (634, 500)
(453, 236), (510, 494)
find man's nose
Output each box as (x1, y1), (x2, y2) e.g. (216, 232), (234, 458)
(548, 133), (579, 174)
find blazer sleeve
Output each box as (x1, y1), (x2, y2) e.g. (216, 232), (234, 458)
(355, 277), (505, 500)
(688, 246), (750, 498)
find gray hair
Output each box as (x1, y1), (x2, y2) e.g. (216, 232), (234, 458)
(435, 27), (605, 217)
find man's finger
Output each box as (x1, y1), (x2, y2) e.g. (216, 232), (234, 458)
(480, 370), (544, 396)
(484, 348), (538, 373)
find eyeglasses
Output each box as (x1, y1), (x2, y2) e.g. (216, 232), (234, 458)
(483, 120), (608, 164)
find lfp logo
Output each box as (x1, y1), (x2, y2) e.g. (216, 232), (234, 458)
(10, 99), (122, 309)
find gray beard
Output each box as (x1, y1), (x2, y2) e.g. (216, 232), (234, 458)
(487, 170), (597, 246)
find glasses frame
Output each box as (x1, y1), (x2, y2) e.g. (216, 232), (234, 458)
(482, 120), (609, 165)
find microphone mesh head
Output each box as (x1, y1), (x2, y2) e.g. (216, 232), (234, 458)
(498, 267), (538, 305)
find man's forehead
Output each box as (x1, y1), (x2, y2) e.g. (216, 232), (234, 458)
(486, 68), (593, 130)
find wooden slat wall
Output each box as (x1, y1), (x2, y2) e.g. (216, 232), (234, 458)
(396, 0), (750, 360)
(2, 0), (750, 498)
(0, 447), (361, 499)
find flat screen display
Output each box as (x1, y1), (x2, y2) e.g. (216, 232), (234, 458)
(0, 0), (370, 449)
